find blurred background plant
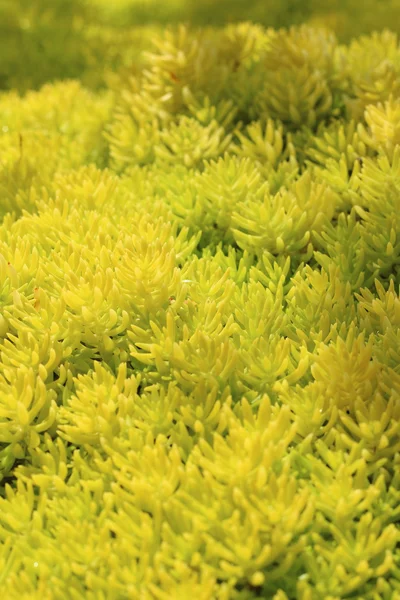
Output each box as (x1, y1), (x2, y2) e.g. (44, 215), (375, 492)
(2, 0), (400, 92)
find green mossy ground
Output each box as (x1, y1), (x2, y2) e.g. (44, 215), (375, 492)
(1, 1), (400, 598)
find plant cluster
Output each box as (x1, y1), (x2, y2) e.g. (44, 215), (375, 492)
(1, 7), (400, 600)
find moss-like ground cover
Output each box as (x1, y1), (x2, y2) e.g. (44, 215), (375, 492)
(1, 1), (400, 598)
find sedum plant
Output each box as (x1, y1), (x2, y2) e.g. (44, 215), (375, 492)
(1, 4), (400, 599)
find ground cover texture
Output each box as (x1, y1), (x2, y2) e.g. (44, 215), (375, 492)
(1, 1), (400, 598)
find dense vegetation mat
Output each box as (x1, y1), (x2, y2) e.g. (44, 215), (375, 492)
(2, 2), (400, 598)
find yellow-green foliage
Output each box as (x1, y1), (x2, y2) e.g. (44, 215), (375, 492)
(1, 2), (400, 599)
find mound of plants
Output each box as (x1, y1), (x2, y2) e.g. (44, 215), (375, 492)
(1, 2), (400, 598)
